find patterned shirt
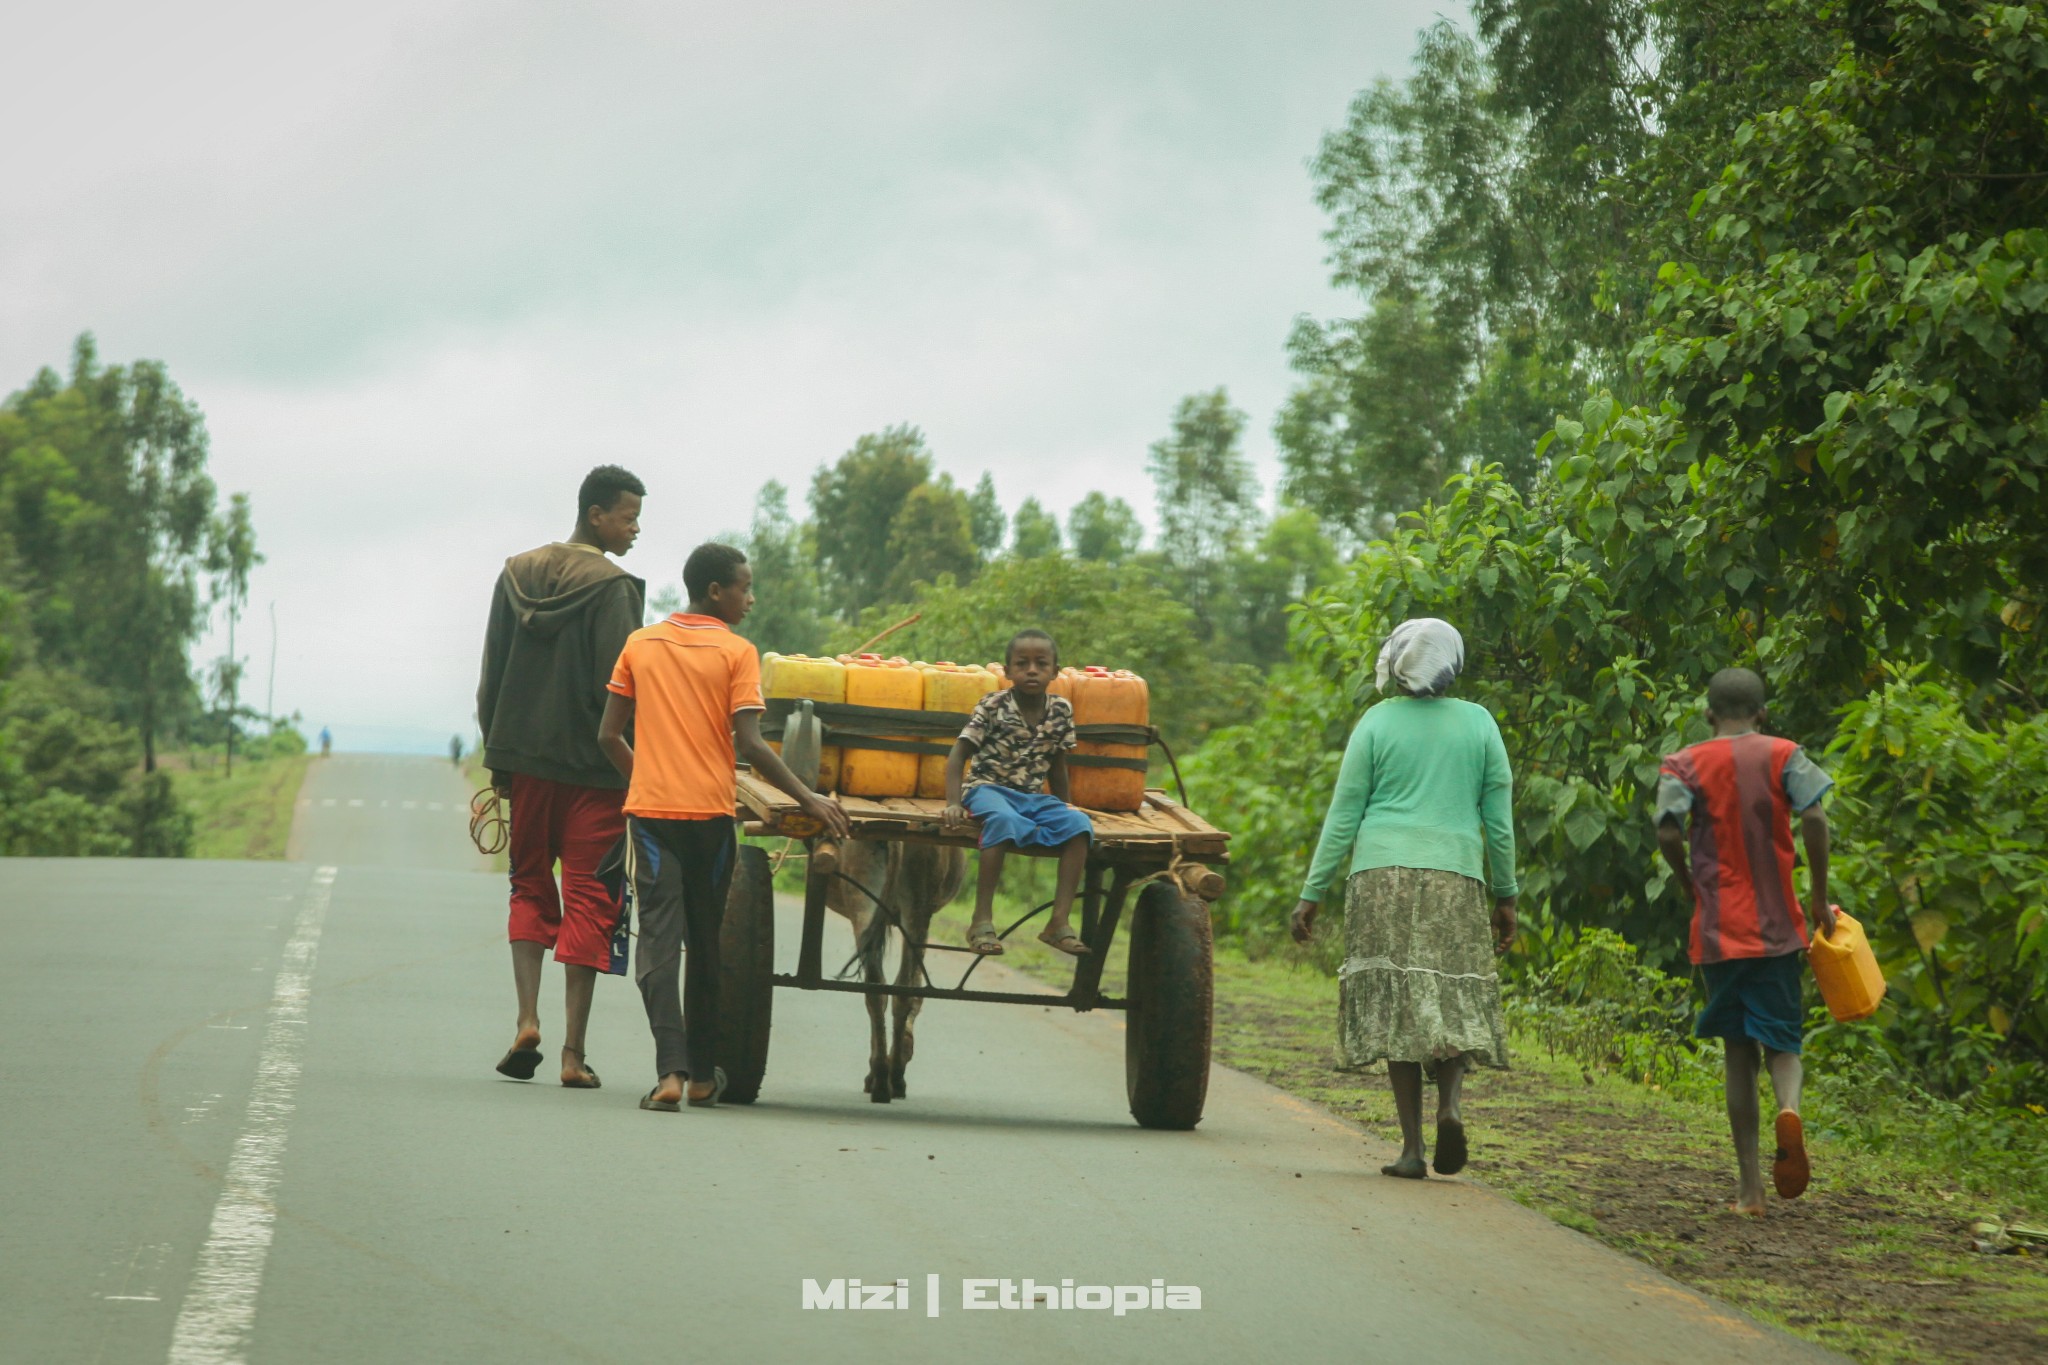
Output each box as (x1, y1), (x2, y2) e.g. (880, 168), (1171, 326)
(1655, 733), (1832, 964)
(959, 690), (1076, 794)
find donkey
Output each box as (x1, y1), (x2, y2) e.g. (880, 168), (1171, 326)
(825, 840), (968, 1102)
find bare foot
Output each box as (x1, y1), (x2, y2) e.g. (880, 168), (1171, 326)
(1772, 1110), (1810, 1199)
(1731, 1191), (1768, 1217)
(648, 1073), (685, 1106)
(1381, 1155), (1428, 1180)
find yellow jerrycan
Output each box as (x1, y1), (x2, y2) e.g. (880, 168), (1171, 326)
(837, 654), (924, 797)
(917, 662), (998, 798)
(1809, 907), (1886, 1022)
(760, 653), (844, 792)
(1065, 666), (1150, 812)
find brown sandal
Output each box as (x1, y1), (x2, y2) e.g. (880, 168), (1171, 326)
(1037, 928), (1090, 957)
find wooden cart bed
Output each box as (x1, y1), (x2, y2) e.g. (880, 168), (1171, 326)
(734, 770), (1229, 864)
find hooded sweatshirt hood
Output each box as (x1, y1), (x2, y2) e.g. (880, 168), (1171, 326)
(504, 543), (644, 639)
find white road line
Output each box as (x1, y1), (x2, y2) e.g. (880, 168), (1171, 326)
(400, 801), (417, 810)
(346, 799), (364, 808)
(166, 865), (337, 1365)
(426, 802), (443, 811)
(319, 799), (335, 808)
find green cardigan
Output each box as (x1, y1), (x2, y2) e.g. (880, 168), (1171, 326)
(1300, 696), (1518, 902)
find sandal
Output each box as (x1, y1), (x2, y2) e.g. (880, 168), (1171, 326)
(966, 922), (1006, 956)
(1037, 927), (1090, 957)
(1772, 1110), (1810, 1199)
(495, 1041), (544, 1081)
(561, 1048), (601, 1090)
(686, 1066), (728, 1108)
(638, 1087), (680, 1113)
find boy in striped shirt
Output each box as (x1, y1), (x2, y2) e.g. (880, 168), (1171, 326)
(1656, 668), (1836, 1216)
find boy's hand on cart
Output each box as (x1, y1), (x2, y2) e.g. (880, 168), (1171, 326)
(1289, 898), (1319, 944)
(941, 803), (976, 833)
(1492, 896), (1518, 955)
(800, 792), (851, 839)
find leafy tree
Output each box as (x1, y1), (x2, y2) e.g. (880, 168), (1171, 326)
(1010, 497), (1061, 558)
(1067, 491), (1143, 565)
(735, 481), (828, 655)
(967, 472), (1006, 559)
(1227, 508), (1341, 665)
(1147, 388), (1261, 642)
(205, 492), (261, 774)
(883, 478), (979, 600)
(808, 424), (933, 616)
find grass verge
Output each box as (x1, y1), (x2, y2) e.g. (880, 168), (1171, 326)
(165, 753), (312, 860)
(917, 884), (2048, 1365)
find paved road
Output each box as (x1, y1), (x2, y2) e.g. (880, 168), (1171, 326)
(1, 756), (1840, 1364)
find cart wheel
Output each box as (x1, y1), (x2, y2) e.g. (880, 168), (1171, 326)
(1125, 880), (1213, 1130)
(718, 843), (775, 1104)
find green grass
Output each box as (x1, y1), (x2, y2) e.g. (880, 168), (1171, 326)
(166, 752), (312, 860)
(932, 900), (2048, 1364)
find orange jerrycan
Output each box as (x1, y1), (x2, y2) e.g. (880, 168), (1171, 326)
(918, 662), (998, 798)
(837, 654), (923, 797)
(760, 653), (844, 791)
(1066, 666), (1150, 811)
(1809, 907), (1886, 1022)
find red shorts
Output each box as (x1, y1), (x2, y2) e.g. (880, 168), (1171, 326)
(506, 773), (626, 970)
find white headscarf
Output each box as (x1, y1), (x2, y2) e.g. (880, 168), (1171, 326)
(1375, 618), (1465, 697)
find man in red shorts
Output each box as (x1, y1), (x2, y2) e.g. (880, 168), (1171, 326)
(476, 465), (646, 1088)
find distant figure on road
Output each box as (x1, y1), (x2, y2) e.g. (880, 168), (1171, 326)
(477, 465), (647, 1091)
(1290, 618), (1517, 1180)
(599, 542), (848, 1112)
(449, 734), (464, 766)
(1656, 667), (1834, 1215)
(319, 725), (332, 757)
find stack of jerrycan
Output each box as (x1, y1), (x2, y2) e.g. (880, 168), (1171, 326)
(918, 662), (998, 798)
(837, 654), (924, 797)
(1065, 666), (1150, 811)
(759, 653), (845, 791)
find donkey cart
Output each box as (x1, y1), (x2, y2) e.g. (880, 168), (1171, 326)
(716, 769), (1230, 1130)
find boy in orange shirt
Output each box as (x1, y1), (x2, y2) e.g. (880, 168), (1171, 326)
(599, 543), (848, 1111)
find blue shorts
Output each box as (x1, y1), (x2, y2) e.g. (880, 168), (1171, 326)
(1696, 952), (1806, 1055)
(963, 785), (1093, 851)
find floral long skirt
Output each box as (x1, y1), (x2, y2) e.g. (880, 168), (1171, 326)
(1339, 866), (1509, 1071)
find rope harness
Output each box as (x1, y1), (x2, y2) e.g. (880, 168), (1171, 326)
(468, 787), (509, 857)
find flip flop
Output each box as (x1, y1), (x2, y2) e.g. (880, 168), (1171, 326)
(496, 1043), (544, 1081)
(1036, 928), (1091, 957)
(1772, 1110), (1810, 1199)
(686, 1066), (728, 1109)
(561, 1048), (601, 1090)
(638, 1087), (681, 1113)
(966, 923), (1006, 956)
(1432, 1118), (1468, 1175)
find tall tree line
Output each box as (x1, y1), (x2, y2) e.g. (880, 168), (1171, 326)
(0, 335), (263, 854)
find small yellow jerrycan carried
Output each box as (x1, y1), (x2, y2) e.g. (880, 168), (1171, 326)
(1809, 907), (1886, 1022)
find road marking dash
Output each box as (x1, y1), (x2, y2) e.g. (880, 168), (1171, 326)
(346, 799), (364, 808)
(166, 865), (336, 1365)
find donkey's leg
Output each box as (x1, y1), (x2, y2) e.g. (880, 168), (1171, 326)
(862, 905), (893, 1102)
(890, 937), (923, 1100)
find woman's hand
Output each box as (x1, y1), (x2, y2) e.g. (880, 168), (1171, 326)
(1289, 899), (1320, 944)
(1491, 896), (1518, 955)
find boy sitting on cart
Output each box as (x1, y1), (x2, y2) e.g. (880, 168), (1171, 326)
(941, 629), (1094, 958)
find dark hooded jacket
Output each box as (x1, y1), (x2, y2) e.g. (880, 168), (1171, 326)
(477, 542), (646, 788)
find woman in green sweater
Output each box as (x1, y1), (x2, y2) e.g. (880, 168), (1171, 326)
(1290, 618), (1518, 1180)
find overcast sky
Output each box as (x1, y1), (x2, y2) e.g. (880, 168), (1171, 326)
(3, 0), (1443, 752)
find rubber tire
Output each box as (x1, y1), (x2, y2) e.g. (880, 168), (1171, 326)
(717, 844), (775, 1104)
(1124, 880), (1213, 1130)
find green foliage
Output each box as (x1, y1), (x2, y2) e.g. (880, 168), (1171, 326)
(1507, 924), (1711, 1088)
(967, 472), (1006, 558)
(1008, 497), (1061, 559)
(734, 481), (828, 655)
(808, 424), (935, 617)
(882, 478), (978, 601)
(1827, 670), (2048, 1096)
(1066, 491), (1142, 565)
(0, 667), (192, 856)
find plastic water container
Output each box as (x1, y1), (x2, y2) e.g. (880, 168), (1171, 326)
(1066, 666), (1150, 812)
(761, 653), (844, 791)
(1809, 907), (1886, 1022)
(918, 662), (998, 798)
(837, 654), (924, 797)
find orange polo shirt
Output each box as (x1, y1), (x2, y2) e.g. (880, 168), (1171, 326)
(607, 613), (764, 819)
